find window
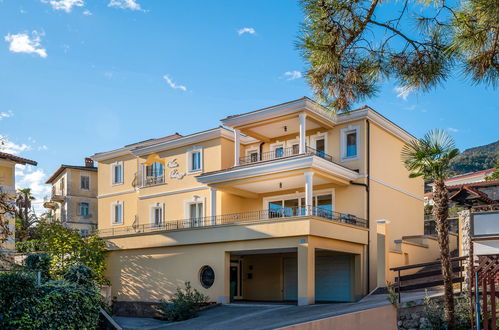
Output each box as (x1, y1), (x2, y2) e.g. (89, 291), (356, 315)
(199, 265), (215, 289)
(186, 198), (204, 227)
(250, 152), (258, 162)
(275, 146), (284, 158)
(80, 175), (90, 190)
(145, 162), (164, 185)
(341, 125), (360, 161)
(266, 191), (334, 218)
(245, 148), (259, 163)
(112, 162), (123, 185)
(112, 202), (123, 224)
(150, 203), (164, 227)
(292, 144), (299, 155)
(79, 202), (89, 217)
(60, 178), (65, 195)
(346, 132), (357, 157)
(316, 139), (325, 154)
(187, 147), (203, 173)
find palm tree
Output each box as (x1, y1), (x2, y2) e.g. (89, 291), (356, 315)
(15, 188), (38, 242)
(401, 129), (459, 329)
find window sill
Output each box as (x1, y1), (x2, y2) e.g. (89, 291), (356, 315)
(111, 182), (124, 186)
(187, 169), (202, 175)
(341, 156), (359, 162)
(111, 222), (124, 226)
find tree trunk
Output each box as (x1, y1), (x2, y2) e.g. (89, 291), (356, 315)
(433, 179), (456, 329)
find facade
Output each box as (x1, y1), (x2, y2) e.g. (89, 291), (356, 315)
(0, 152), (37, 250)
(93, 97), (432, 306)
(44, 158), (98, 236)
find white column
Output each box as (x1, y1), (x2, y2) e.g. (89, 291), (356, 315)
(299, 113), (307, 154)
(210, 187), (217, 224)
(234, 129), (240, 167)
(305, 171), (314, 215)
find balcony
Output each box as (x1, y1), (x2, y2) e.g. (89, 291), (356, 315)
(98, 206), (367, 238)
(239, 146), (333, 166)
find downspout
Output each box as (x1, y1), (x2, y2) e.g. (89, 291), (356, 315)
(259, 142), (265, 161)
(348, 119), (371, 293)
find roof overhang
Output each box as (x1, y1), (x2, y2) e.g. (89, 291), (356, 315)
(196, 155), (360, 186)
(0, 152), (37, 166)
(221, 97), (336, 129)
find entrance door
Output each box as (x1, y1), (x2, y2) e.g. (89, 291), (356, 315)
(230, 261), (242, 301)
(283, 257), (298, 301)
(315, 255), (352, 302)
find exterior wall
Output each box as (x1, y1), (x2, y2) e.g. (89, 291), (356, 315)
(105, 233), (366, 303)
(0, 165), (14, 187)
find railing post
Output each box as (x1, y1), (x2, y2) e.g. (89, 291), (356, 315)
(398, 270), (401, 304)
(476, 271), (482, 330)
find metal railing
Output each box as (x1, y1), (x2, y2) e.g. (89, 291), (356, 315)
(239, 146), (333, 165)
(142, 175), (165, 187)
(98, 206), (368, 237)
(424, 218), (458, 236)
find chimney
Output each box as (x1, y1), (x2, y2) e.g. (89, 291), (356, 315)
(85, 158), (94, 168)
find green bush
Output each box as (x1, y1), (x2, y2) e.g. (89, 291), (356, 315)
(0, 269), (101, 329)
(64, 264), (95, 288)
(0, 272), (39, 329)
(158, 282), (209, 321)
(423, 293), (472, 330)
(35, 280), (100, 329)
(24, 253), (52, 282)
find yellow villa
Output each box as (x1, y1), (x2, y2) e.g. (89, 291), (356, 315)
(0, 152), (37, 251)
(93, 97), (445, 308)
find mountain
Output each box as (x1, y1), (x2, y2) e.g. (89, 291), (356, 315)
(450, 140), (499, 175)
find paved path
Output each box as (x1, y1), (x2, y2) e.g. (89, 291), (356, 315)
(114, 290), (441, 330)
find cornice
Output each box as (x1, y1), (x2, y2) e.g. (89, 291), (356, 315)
(196, 155), (359, 185)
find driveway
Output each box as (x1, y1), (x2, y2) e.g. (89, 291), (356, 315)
(114, 290), (439, 330)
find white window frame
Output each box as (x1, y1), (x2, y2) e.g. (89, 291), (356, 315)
(111, 161), (124, 186)
(111, 201), (124, 225)
(310, 132), (328, 154)
(149, 202), (165, 227)
(286, 137), (300, 154)
(340, 125), (360, 161)
(245, 147), (260, 163)
(186, 146), (203, 174)
(262, 189), (335, 212)
(80, 174), (90, 191)
(184, 196), (205, 226)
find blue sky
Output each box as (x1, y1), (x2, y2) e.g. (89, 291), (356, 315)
(0, 0), (497, 210)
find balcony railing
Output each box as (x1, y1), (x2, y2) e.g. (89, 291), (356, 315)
(98, 206), (368, 237)
(142, 175), (165, 187)
(424, 218), (459, 236)
(239, 146), (333, 166)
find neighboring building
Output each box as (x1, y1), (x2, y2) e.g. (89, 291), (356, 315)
(44, 158), (98, 236)
(0, 152), (37, 251)
(93, 97), (435, 307)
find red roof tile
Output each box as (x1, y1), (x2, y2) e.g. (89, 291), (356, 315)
(0, 152), (37, 166)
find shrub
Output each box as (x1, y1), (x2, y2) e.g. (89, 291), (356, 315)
(423, 293), (472, 330)
(35, 280), (100, 329)
(24, 253), (52, 282)
(0, 270), (101, 329)
(0, 272), (39, 329)
(64, 264), (95, 288)
(158, 282), (209, 321)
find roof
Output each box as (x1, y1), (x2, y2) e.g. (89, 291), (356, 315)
(449, 185), (498, 205)
(446, 168), (495, 182)
(46, 165), (97, 184)
(0, 152), (37, 166)
(446, 178), (499, 190)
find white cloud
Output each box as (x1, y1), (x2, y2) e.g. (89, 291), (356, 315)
(163, 75), (187, 92)
(0, 136), (31, 155)
(447, 127), (459, 133)
(283, 71), (302, 80)
(82, 9), (92, 15)
(0, 110), (13, 120)
(42, 0), (84, 13)
(15, 165), (51, 215)
(238, 27), (256, 36)
(4, 31), (47, 58)
(394, 86), (414, 100)
(108, 0), (144, 11)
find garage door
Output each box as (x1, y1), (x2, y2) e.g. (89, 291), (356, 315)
(283, 257), (297, 300)
(315, 255), (352, 302)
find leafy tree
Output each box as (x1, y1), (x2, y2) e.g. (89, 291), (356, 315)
(16, 221), (108, 284)
(485, 157), (499, 180)
(0, 189), (15, 245)
(402, 129), (459, 329)
(299, 0), (498, 111)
